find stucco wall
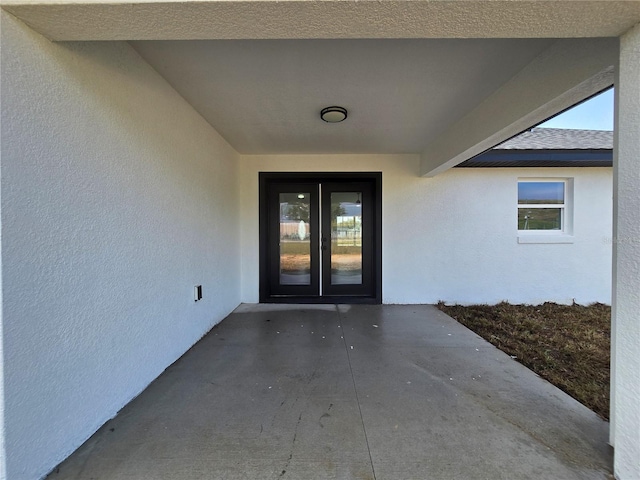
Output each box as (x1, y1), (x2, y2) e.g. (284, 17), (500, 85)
(240, 155), (612, 305)
(1, 13), (240, 480)
(612, 22), (640, 480)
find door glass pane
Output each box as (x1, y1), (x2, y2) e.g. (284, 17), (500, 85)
(330, 192), (362, 285)
(279, 193), (311, 285)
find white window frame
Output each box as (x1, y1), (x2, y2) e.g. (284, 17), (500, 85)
(517, 178), (574, 244)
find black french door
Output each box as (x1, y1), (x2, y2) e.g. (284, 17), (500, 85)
(267, 182), (320, 297)
(260, 173), (381, 304)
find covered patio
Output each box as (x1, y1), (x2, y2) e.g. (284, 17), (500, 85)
(49, 305), (611, 479)
(2, 1), (640, 478)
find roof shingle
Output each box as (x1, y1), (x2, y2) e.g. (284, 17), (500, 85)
(495, 127), (613, 150)
(456, 128), (613, 168)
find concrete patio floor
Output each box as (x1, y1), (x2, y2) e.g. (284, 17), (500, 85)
(49, 304), (612, 480)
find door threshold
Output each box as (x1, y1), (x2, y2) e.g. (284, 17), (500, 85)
(261, 296), (380, 305)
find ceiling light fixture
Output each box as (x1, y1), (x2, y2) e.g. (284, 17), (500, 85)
(320, 106), (348, 123)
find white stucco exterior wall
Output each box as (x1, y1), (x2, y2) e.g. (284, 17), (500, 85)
(240, 155), (612, 306)
(0, 18), (7, 480)
(612, 22), (640, 480)
(0, 12), (241, 480)
(0, 220), (5, 480)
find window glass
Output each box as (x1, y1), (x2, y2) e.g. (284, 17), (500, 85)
(518, 208), (562, 230)
(518, 180), (567, 232)
(518, 182), (564, 205)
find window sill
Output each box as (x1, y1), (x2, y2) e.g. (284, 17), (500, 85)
(518, 234), (574, 244)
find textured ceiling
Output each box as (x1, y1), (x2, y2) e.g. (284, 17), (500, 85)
(131, 38), (556, 154)
(4, 1), (633, 156)
(4, 1), (640, 41)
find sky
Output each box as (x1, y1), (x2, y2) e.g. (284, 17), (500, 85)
(518, 182), (564, 203)
(538, 88), (614, 131)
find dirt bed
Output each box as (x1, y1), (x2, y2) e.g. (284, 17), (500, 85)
(437, 301), (610, 420)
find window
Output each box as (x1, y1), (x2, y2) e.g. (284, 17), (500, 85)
(518, 179), (573, 243)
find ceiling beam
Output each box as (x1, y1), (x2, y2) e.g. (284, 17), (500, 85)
(420, 38), (617, 177)
(2, 1), (640, 42)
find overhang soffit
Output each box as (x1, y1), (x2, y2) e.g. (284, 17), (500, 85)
(419, 38), (617, 176)
(2, 0), (640, 41)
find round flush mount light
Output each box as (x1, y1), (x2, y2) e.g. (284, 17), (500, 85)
(320, 106), (348, 123)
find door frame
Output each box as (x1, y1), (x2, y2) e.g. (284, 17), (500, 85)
(259, 172), (382, 304)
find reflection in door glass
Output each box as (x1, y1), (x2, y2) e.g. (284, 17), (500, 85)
(330, 192), (362, 285)
(279, 193), (311, 285)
